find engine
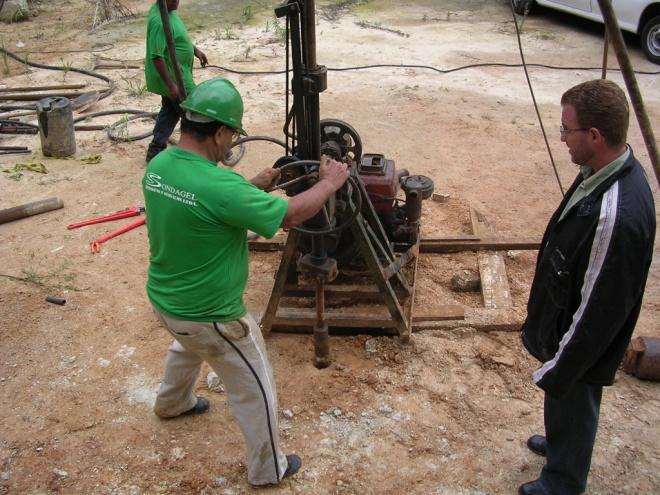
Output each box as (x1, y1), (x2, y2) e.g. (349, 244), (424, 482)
(274, 119), (434, 265)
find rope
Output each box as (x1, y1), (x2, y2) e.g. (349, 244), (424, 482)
(510, 1), (565, 196)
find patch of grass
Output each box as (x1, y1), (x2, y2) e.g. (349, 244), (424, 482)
(1, 256), (84, 292)
(1, 42), (9, 76)
(272, 18), (286, 44)
(319, 0), (366, 22)
(355, 20), (409, 37)
(242, 5), (253, 23)
(217, 25), (238, 40)
(121, 75), (147, 97)
(60, 58), (73, 81)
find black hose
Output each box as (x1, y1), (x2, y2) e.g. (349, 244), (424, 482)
(293, 176), (363, 236)
(510, 1), (564, 196)
(204, 62), (659, 77)
(72, 109), (158, 140)
(232, 135), (290, 154)
(106, 113), (159, 142)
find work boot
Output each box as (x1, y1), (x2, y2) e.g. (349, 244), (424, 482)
(282, 454), (302, 479)
(526, 435), (547, 457)
(518, 479), (553, 495)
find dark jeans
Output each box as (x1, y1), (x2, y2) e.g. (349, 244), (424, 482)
(146, 96), (182, 161)
(541, 381), (603, 494)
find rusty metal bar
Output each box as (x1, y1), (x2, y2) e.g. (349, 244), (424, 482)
(313, 281), (330, 368)
(596, 0), (660, 188)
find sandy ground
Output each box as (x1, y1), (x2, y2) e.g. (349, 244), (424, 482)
(1, 1), (659, 494)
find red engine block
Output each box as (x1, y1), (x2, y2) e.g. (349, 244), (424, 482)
(358, 154), (398, 213)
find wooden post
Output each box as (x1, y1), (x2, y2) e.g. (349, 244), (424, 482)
(157, 0), (187, 100)
(596, 0), (660, 188)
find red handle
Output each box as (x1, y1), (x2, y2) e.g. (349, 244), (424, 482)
(90, 218), (146, 254)
(68, 207), (142, 230)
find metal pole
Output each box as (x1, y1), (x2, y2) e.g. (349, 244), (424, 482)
(313, 280), (330, 369)
(306, 0), (317, 67)
(596, 0), (660, 188)
(601, 27), (609, 79)
(157, 0), (187, 100)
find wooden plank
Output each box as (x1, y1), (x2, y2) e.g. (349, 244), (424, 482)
(0, 91), (92, 101)
(478, 253), (513, 309)
(412, 308), (524, 333)
(250, 237), (541, 253)
(470, 207), (513, 309)
(272, 307), (397, 328)
(412, 305), (465, 322)
(418, 238), (540, 253)
(284, 284), (381, 297)
(0, 84), (87, 92)
(270, 305), (465, 328)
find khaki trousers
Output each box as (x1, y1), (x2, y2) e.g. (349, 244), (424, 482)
(153, 310), (288, 485)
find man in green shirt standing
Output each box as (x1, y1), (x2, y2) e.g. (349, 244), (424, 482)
(145, 0), (208, 163)
(142, 78), (349, 486)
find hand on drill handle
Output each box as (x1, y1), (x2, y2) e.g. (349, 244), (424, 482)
(318, 154), (349, 192)
(251, 168), (282, 191)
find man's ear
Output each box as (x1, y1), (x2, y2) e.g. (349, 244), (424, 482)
(588, 127), (601, 143)
(213, 126), (225, 146)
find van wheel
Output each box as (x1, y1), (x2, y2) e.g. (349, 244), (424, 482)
(641, 15), (660, 64)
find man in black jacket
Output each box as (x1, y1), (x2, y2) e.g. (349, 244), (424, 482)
(519, 79), (655, 495)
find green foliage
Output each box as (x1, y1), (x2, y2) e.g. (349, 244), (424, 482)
(242, 5), (253, 23)
(1, 42), (9, 76)
(120, 75), (147, 97)
(60, 58), (73, 81)
(272, 18), (286, 44)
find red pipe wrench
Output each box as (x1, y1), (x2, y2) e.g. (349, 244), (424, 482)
(67, 207), (146, 254)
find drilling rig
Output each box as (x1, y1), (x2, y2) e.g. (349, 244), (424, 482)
(257, 0), (434, 368)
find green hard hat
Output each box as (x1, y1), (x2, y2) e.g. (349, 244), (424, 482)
(180, 78), (246, 135)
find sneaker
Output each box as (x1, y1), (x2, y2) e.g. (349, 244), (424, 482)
(282, 454), (302, 479)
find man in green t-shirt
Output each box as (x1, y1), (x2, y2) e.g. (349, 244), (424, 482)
(142, 78), (348, 486)
(144, 0), (208, 163)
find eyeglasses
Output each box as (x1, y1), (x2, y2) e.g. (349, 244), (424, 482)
(560, 124), (588, 137)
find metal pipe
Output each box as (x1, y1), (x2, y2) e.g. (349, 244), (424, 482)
(313, 280), (330, 369)
(305, 0), (317, 67)
(596, 0), (660, 188)
(601, 27), (609, 79)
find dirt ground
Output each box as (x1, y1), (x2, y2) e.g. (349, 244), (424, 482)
(1, 1), (659, 494)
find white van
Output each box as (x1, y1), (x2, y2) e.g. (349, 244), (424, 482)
(512, 0), (660, 63)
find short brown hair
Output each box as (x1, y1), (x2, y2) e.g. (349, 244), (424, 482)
(561, 79), (629, 147)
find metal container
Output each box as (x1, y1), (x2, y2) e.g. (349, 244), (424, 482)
(36, 96), (76, 158)
(622, 336), (660, 381)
